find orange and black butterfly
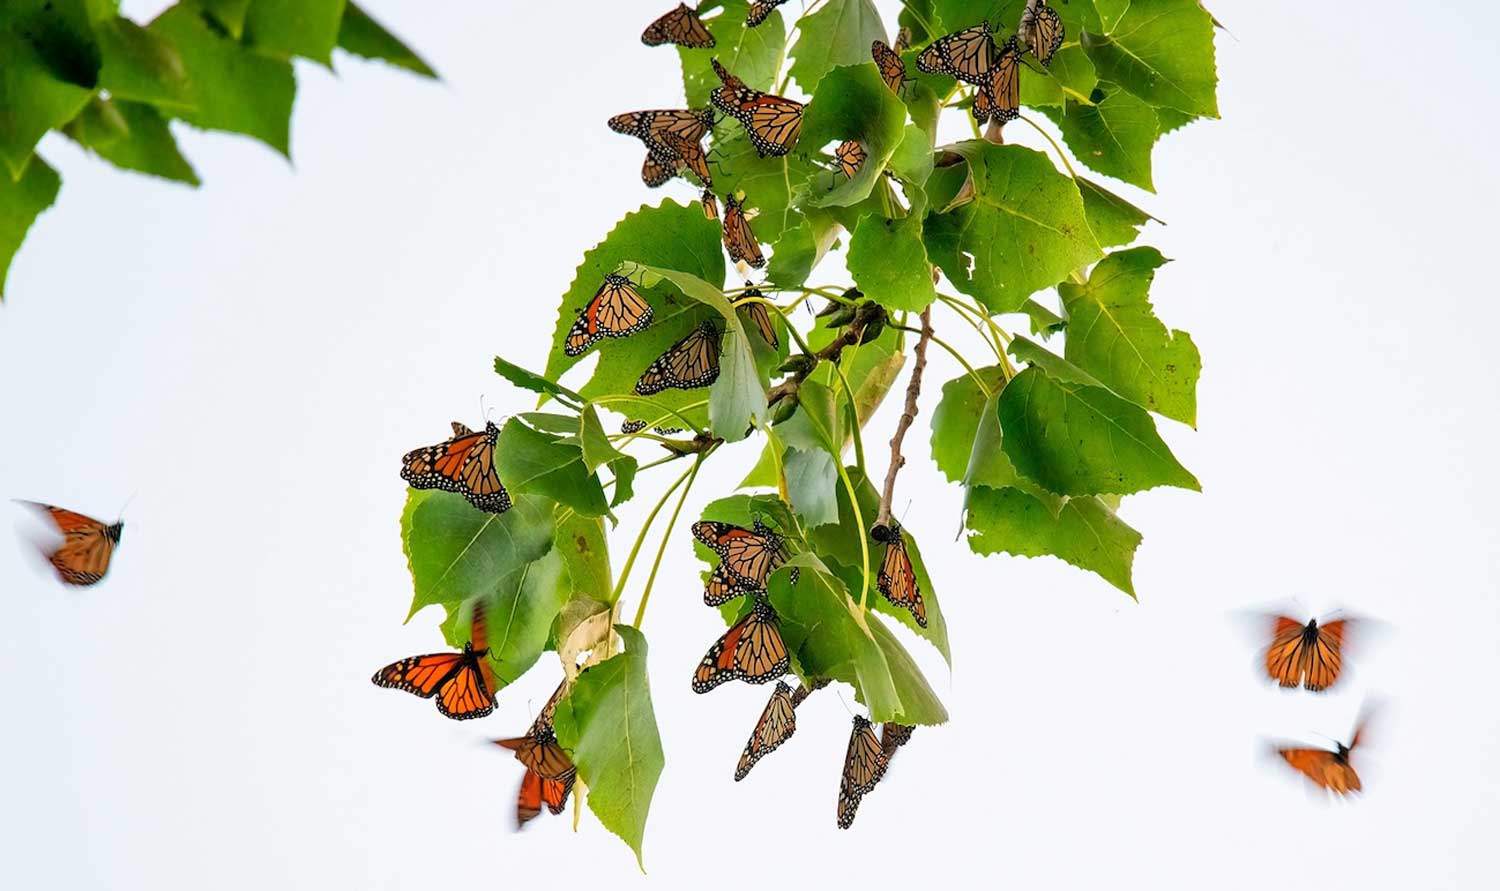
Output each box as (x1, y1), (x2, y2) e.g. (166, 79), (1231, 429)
(515, 764), (575, 828)
(893, 26), (912, 54)
(746, 0), (790, 28)
(621, 420), (684, 436)
(642, 3), (715, 48)
(731, 289), (778, 348)
(495, 681), (577, 827)
(636, 320), (723, 395)
(1276, 711), (1372, 796)
(838, 715), (889, 829)
(873, 522), (926, 628)
(881, 723), (914, 761)
(694, 518), (787, 597)
(722, 193), (766, 268)
(871, 39), (908, 93)
(834, 139), (867, 179)
(915, 22), (996, 86)
(1263, 615), (1351, 692)
(709, 58), (803, 157)
(566, 273), (655, 357)
(701, 189), (719, 220)
(401, 420), (511, 514)
(791, 677), (829, 706)
(692, 598), (790, 692)
(977, 37), (1021, 125)
(735, 680), (797, 781)
(609, 108), (715, 187)
(661, 133), (714, 187)
(372, 599), (497, 720)
(19, 501), (123, 586)
(1020, 0), (1064, 65)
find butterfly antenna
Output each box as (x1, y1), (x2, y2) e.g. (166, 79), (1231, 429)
(116, 490), (139, 519)
(833, 689), (858, 719)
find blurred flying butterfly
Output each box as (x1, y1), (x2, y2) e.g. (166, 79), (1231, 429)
(565, 274), (654, 357)
(372, 598), (497, 720)
(838, 715), (889, 829)
(1020, 0), (1064, 65)
(746, 0), (790, 28)
(834, 139), (867, 179)
(636, 320), (723, 395)
(731, 289), (778, 347)
(515, 764), (575, 828)
(735, 680), (797, 781)
(400, 420), (511, 514)
(642, 3), (715, 48)
(1275, 708), (1374, 796)
(709, 58), (803, 157)
(494, 681), (574, 780)
(1263, 614), (1352, 692)
(871, 39), (908, 93)
(692, 598), (790, 692)
(873, 522), (927, 628)
(915, 22), (995, 86)
(18, 501), (123, 586)
(722, 193), (766, 268)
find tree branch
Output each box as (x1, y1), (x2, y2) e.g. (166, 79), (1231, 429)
(876, 306), (933, 529)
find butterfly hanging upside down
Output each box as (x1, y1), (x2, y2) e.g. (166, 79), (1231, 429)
(692, 597), (790, 692)
(641, 3), (715, 48)
(18, 501), (123, 586)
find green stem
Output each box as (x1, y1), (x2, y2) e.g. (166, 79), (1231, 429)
(836, 461), (871, 612)
(1019, 113), (1078, 180)
(892, 323), (990, 397)
(610, 459), (698, 604)
(632, 453), (706, 628)
(935, 293), (1005, 359)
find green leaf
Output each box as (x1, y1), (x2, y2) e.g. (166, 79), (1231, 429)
(93, 16), (193, 109)
(1076, 175), (1157, 248)
(932, 1), (1028, 33)
(0, 28), (93, 177)
(554, 508), (615, 605)
(554, 625), (664, 868)
(495, 419), (610, 518)
(680, 0), (783, 106)
(1022, 297), (1066, 338)
(579, 405), (624, 473)
(848, 213), (937, 312)
(1020, 45), (1098, 108)
(4, 0), (100, 88)
(438, 547), (570, 686)
(1058, 247), (1200, 425)
(1083, 0), (1218, 117)
(801, 63), (908, 209)
(929, 365), (1005, 484)
(965, 486), (1141, 596)
(201, 0), (253, 38)
(400, 490), (555, 616)
(0, 154), (60, 298)
(64, 97), (199, 184)
(783, 446), (840, 526)
(765, 208), (839, 289)
(149, 0), (296, 156)
(493, 355), (584, 405)
(711, 129), (816, 246)
(787, 0), (887, 94)
(996, 365), (1199, 496)
(923, 141), (1101, 313)
(337, 2), (436, 77)
(243, 0), (346, 65)
(1044, 86), (1160, 191)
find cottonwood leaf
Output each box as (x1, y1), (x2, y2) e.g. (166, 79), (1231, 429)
(788, 0), (887, 94)
(64, 97), (199, 185)
(243, 0), (346, 66)
(437, 547), (569, 686)
(1076, 175), (1158, 248)
(493, 356), (584, 405)
(337, 2), (437, 77)
(0, 26), (93, 177)
(802, 63), (908, 209)
(495, 419), (610, 518)
(554, 507), (614, 605)
(680, 0), (784, 106)
(400, 490), (555, 616)
(0, 155), (60, 298)
(93, 15), (193, 110)
(1084, 0), (1218, 117)
(848, 214), (938, 312)
(965, 486), (1141, 596)
(1044, 86), (1161, 192)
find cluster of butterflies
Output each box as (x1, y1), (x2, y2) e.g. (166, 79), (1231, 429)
(1260, 612), (1378, 796)
(913, 3), (1065, 125)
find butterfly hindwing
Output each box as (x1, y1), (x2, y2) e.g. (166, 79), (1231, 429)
(636, 320), (723, 395)
(692, 598), (789, 693)
(735, 680), (797, 781)
(641, 3), (715, 48)
(875, 523), (927, 628)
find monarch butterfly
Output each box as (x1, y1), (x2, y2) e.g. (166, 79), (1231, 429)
(735, 680), (797, 781)
(400, 420), (511, 514)
(1264, 615), (1350, 692)
(694, 518), (787, 585)
(838, 715), (889, 829)
(790, 676), (829, 707)
(893, 26), (912, 54)
(609, 108), (715, 186)
(515, 764), (576, 828)
(636, 320), (723, 395)
(701, 189), (719, 220)
(834, 139), (867, 179)
(692, 597), (790, 692)
(565, 274), (655, 357)
(495, 681), (574, 780)
(981, 37), (1022, 125)
(881, 723), (914, 760)
(722, 193), (766, 268)
(372, 599), (497, 720)
(1020, 0), (1064, 65)
(641, 3), (715, 48)
(746, 0), (790, 28)
(1276, 713), (1371, 796)
(660, 133), (714, 187)
(871, 39), (908, 93)
(19, 501), (123, 586)
(873, 522), (927, 628)
(915, 22), (995, 86)
(641, 152), (675, 188)
(709, 58), (803, 157)
(621, 419), (685, 435)
(732, 289), (778, 347)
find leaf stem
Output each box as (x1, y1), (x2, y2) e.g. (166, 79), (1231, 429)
(1019, 113), (1079, 180)
(892, 323), (988, 397)
(632, 452), (706, 629)
(876, 307), (932, 528)
(934, 293), (1004, 359)
(609, 459), (699, 605)
(835, 461), (871, 612)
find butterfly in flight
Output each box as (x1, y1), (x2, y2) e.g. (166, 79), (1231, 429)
(372, 599), (498, 720)
(1263, 614), (1352, 692)
(400, 420), (511, 514)
(721, 193), (766, 268)
(565, 273), (654, 357)
(636, 320), (723, 395)
(495, 681), (577, 828)
(746, 0), (790, 28)
(870, 39), (909, 93)
(641, 3), (715, 48)
(1275, 709), (1374, 796)
(1020, 0), (1065, 65)
(735, 680), (797, 781)
(838, 715), (889, 829)
(515, 762), (575, 828)
(834, 139), (867, 179)
(692, 598), (790, 692)
(873, 522), (927, 628)
(731, 289), (779, 348)
(18, 501), (123, 586)
(709, 58), (803, 157)
(915, 22), (996, 86)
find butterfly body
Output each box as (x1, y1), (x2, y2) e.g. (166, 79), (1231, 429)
(20, 502), (125, 586)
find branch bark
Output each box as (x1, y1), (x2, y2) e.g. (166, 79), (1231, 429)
(876, 306), (933, 529)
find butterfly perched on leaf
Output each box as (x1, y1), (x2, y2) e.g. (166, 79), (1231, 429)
(977, 37), (1021, 125)
(372, 599), (498, 720)
(735, 680), (797, 781)
(1020, 0), (1064, 65)
(873, 522), (927, 628)
(608, 108), (715, 187)
(641, 2), (715, 48)
(694, 518), (787, 594)
(565, 273), (654, 357)
(745, 0), (790, 28)
(838, 715), (889, 829)
(400, 420), (511, 514)
(834, 140), (867, 179)
(709, 58), (803, 157)
(495, 681), (577, 827)
(621, 419), (684, 436)
(915, 22), (996, 86)
(731, 289), (778, 348)
(1263, 614), (1352, 692)
(18, 501), (123, 586)
(636, 320), (723, 395)
(871, 39), (908, 93)
(1275, 708), (1375, 796)
(692, 598), (790, 692)
(721, 193), (766, 268)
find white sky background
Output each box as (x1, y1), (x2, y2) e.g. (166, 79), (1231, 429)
(2, 0), (1497, 887)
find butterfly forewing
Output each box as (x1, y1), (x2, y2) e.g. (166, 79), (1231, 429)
(915, 23), (996, 86)
(692, 599), (789, 692)
(566, 274), (655, 356)
(834, 140), (867, 179)
(984, 38), (1022, 124)
(22, 502), (122, 586)
(746, 0), (790, 28)
(837, 716), (889, 828)
(636, 320), (723, 395)
(871, 39), (908, 93)
(709, 59), (803, 157)
(722, 195), (766, 268)
(735, 680), (797, 780)
(1021, 0), (1065, 65)
(641, 3), (715, 48)
(731, 290), (778, 347)
(876, 524), (927, 627)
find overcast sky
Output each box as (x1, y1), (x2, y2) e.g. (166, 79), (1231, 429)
(2, 1), (1497, 888)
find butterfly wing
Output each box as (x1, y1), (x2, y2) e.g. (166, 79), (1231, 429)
(516, 765), (576, 828)
(876, 528), (927, 628)
(704, 565), (756, 607)
(642, 3), (715, 48)
(567, 274), (655, 356)
(1303, 620), (1347, 692)
(915, 23), (995, 85)
(732, 292), (778, 347)
(971, 83), (994, 123)
(837, 716), (889, 828)
(693, 599), (789, 692)
(636, 321), (723, 395)
(871, 39), (908, 93)
(740, 96), (803, 157)
(701, 190), (719, 220)
(434, 658), (496, 720)
(641, 151), (675, 187)
(722, 197), (767, 268)
(1022, 1), (1065, 65)
(372, 652), (466, 698)
(746, 0), (789, 28)
(880, 723), (914, 759)
(659, 133), (713, 187)
(735, 680), (797, 780)
(542, 768), (576, 814)
(834, 140), (867, 179)
(400, 421), (511, 514)
(984, 39), (1022, 124)
(1279, 747), (1362, 795)
(23, 502), (119, 586)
